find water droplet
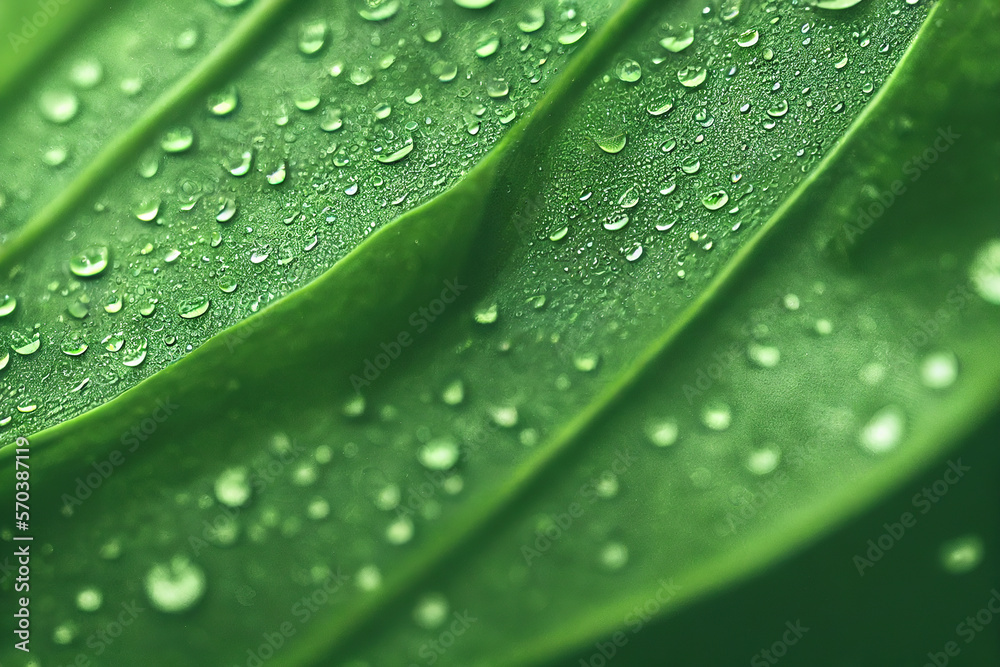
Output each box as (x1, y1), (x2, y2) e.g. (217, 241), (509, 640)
(474, 303), (498, 324)
(747, 343), (780, 368)
(175, 25), (200, 50)
(215, 196), (238, 222)
(453, 0), (496, 8)
(298, 20), (328, 55)
(356, 564), (383, 591)
(161, 126), (194, 153)
(442, 379), (465, 405)
(647, 420), (678, 447)
(746, 445), (781, 475)
(386, 516), (414, 544)
(178, 296), (210, 319)
(70, 246), (109, 277)
(358, 0), (400, 21)
(660, 24), (695, 52)
(215, 467), (251, 507)
(134, 198), (161, 222)
(102, 332), (125, 352)
(603, 214), (629, 231)
(61, 337), (88, 356)
(647, 101), (674, 116)
(266, 162), (287, 185)
(701, 401), (732, 431)
(677, 66), (707, 88)
(939, 535), (984, 574)
(736, 29), (760, 47)
(227, 149), (254, 176)
(39, 90), (79, 124)
(43, 146), (69, 167)
(599, 542), (629, 571)
(782, 293), (800, 310)
(486, 77), (510, 98)
(431, 61), (458, 82)
(123, 338), (148, 367)
(207, 86), (238, 116)
(573, 352), (600, 372)
(375, 140), (413, 164)
(814, 0), (864, 9)
(969, 239), (1000, 304)
(594, 133), (627, 154)
(517, 6), (545, 32)
(701, 189), (730, 211)
(491, 406), (518, 428)
(307, 497), (330, 520)
(418, 439), (460, 470)
(920, 351), (959, 389)
(681, 156), (701, 175)
(615, 59), (642, 83)
(859, 406), (905, 455)
(766, 100), (789, 118)
(69, 58), (103, 88)
(550, 226), (569, 241)
(558, 24), (589, 45)
(625, 244), (643, 262)
(144, 556), (206, 613)
(475, 31), (500, 58)
(76, 587), (103, 612)
(0, 295), (16, 318)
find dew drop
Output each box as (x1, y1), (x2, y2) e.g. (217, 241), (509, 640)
(594, 133), (627, 154)
(969, 239), (1000, 304)
(474, 303), (498, 325)
(701, 401), (732, 431)
(215, 467), (251, 507)
(660, 24), (695, 52)
(144, 556), (206, 613)
(39, 90), (79, 124)
(70, 246), (109, 277)
(76, 587), (103, 612)
(647, 420), (678, 447)
(615, 59), (642, 83)
(747, 342), (780, 368)
(442, 379), (465, 405)
(418, 439), (460, 470)
(573, 352), (600, 372)
(358, 0), (400, 20)
(939, 535), (984, 574)
(298, 20), (328, 55)
(178, 296), (210, 319)
(160, 126), (194, 153)
(0, 295), (16, 318)
(207, 86), (239, 116)
(701, 189), (730, 211)
(376, 141), (413, 164)
(736, 29), (760, 47)
(386, 516), (414, 544)
(517, 6), (545, 32)
(859, 406), (905, 455)
(677, 66), (707, 88)
(746, 445), (781, 475)
(413, 593), (449, 629)
(920, 351), (958, 390)
(599, 542), (629, 571)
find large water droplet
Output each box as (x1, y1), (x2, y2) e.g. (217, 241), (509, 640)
(76, 587), (103, 612)
(701, 189), (730, 211)
(70, 246), (109, 277)
(207, 86), (239, 116)
(615, 59), (642, 83)
(161, 126), (194, 153)
(215, 467), (251, 507)
(178, 296), (210, 319)
(0, 295), (16, 318)
(647, 420), (678, 447)
(701, 401), (732, 431)
(677, 66), (707, 88)
(453, 0), (496, 8)
(939, 535), (984, 574)
(358, 0), (400, 21)
(298, 20), (328, 55)
(660, 24), (695, 52)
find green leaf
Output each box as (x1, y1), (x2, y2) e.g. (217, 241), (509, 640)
(2, 0), (999, 665)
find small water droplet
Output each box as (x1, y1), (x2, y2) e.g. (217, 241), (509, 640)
(215, 467), (251, 507)
(969, 239), (1000, 304)
(39, 89), (79, 124)
(517, 6), (545, 32)
(746, 445), (781, 475)
(736, 29), (760, 47)
(144, 556), (206, 613)
(594, 132), (627, 154)
(660, 24), (695, 52)
(358, 0), (400, 21)
(414, 592), (449, 629)
(419, 439), (460, 470)
(677, 66), (707, 88)
(939, 535), (984, 574)
(599, 542), (629, 571)
(647, 420), (678, 447)
(207, 86), (239, 116)
(0, 295), (16, 318)
(701, 189), (730, 211)
(920, 351), (959, 390)
(178, 296), (210, 319)
(701, 401), (732, 431)
(859, 406), (905, 455)
(76, 587), (103, 612)
(747, 343), (780, 368)
(442, 379), (465, 405)
(386, 516), (414, 544)
(474, 303), (498, 324)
